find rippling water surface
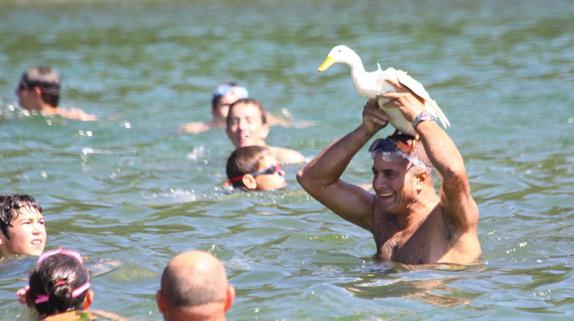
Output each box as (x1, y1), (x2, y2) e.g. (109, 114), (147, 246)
(1, 0), (573, 320)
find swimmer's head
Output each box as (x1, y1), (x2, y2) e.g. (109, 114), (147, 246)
(16, 66), (61, 108)
(211, 82), (249, 123)
(0, 194), (46, 258)
(226, 146), (286, 191)
(368, 133), (432, 171)
(26, 248), (92, 317)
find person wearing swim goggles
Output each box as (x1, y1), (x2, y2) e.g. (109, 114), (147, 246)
(298, 80), (481, 265)
(226, 146), (286, 191)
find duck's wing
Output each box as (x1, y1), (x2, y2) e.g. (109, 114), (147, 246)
(391, 68), (451, 129)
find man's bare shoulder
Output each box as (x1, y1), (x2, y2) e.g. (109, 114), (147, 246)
(53, 107), (97, 121)
(178, 121), (212, 134)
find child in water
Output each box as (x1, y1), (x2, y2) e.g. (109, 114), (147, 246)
(18, 247), (126, 321)
(226, 146), (286, 191)
(0, 194), (47, 259)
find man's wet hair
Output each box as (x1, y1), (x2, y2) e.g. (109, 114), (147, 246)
(0, 194), (43, 239)
(226, 98), (268, 127)
(19, 66), (61, 107)
(226, 146), (269, 188)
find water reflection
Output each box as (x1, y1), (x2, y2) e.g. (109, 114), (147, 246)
(340, 262), (483, 307)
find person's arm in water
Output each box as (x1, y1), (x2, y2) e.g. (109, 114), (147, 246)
(297, 100), (389, 231)
(178, 121), (211, 134)
(383, 82), (479, 233)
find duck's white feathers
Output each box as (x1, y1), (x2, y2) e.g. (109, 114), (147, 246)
(320, 45), (450, 135)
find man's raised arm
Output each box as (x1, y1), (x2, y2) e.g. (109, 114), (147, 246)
(383, 88), (479, 232)
(297, 100), (389, 231)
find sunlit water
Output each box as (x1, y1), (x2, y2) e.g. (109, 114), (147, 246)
(1, 0), (573, 320)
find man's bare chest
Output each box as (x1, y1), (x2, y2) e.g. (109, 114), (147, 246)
(373, 213), (449, 264)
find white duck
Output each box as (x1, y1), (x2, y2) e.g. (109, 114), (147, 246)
(318, 45), (450, 136)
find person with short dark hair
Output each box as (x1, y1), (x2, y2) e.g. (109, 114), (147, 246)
(156, 250), (235, 321)
(226, 146), (286, 191)
(297, 80), (481, 265)
(226, 98), (305, 164)
(0, 194), (47, 259)
(15, 66), (96, 121)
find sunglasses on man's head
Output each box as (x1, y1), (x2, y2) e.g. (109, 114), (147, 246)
(368, 135), (416, 155)
(368, 135), (429, 169)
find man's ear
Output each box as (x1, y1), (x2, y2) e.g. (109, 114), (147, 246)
(415, 170), (428, 193)
(224, 285), (235, 313)
(241, 174), (257, 190)
(33, 86), (43, 98)
(82, 290), (94, 310)
(156, 289), (167, 313)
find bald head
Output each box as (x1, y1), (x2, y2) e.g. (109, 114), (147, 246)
(160, 251), (229, 308)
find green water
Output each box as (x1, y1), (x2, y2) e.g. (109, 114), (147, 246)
(1, 0), (573, 320)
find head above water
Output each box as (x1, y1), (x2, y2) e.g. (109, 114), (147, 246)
(16, 66), (61, 108)
(26, 248), (93, 318)
(156, 250), (235, 321)
(0, 194), (46, 258)
(211, 82), (249, 110)
(226, 146), (286, 191)
(225, 98), (270, 148)
(211, 82), (249, 124)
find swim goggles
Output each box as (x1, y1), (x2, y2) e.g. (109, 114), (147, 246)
(368, 136), (429, 169)
(227, 163), (283, 185)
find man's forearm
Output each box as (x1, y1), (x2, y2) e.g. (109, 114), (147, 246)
(415, 120), (466, 178)
(298, 125), (375, 188)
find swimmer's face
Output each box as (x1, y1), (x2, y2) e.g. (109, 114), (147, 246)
(0, 206), (47, 258)
(15, 81), (41, 111)
(371, 155), (415, 212)
(213, 92), (241, 121)
(253, 153), (286, 191)
(226, 102), (269, 148)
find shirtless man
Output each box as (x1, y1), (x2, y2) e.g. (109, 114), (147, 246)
(297, 82), (481, 265)
(0, 194), (47, 259)
(156, 250), (235, 321)
(15, 66), (96, 121)
(226, 98), (305, 165)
